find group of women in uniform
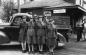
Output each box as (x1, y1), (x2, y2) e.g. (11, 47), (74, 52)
(19, 15), (57, 54)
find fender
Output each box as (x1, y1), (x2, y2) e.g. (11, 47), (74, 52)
(0, 31), (10, 44)
(56, 32), (66, 46)
(0, 31), (7, 37)
(57, 32), (66, 42)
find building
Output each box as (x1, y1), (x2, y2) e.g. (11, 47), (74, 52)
(14, 0), (86, 40)
(15, 0), (86, 30)
(19, 0), (86, 29)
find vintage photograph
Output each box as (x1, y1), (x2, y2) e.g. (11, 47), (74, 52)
(0, 0), (86, 55)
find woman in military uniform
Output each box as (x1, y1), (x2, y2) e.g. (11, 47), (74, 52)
(19, 16), (28, 53)
(35, 16), (46, 53)
(46, 19), (57, 55)
(26, 18), (36, 53)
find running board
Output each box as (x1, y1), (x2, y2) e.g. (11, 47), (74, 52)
(0, 41), (20, 45)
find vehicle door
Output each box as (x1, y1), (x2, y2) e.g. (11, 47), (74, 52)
(4, 16), (23, 41)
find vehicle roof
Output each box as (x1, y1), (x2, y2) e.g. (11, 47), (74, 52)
(9, 13), (32, 23)
(13, 13), (32, 18)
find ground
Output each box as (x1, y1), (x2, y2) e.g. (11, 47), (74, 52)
(0, 38), (86, 55)
(53, 39), (86, 55)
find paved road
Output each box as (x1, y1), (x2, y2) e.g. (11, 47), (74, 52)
(0, 45), (48, 55)
(53, 39), (86, 55)
(0, 39), (86, 55)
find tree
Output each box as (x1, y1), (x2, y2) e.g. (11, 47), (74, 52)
(0, 0), (1, 6)
(2, 1), (15, 22)
(0, 6), (5, 19)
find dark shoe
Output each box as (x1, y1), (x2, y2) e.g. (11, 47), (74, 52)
(28, 51), (31, 54)
(31, 51), (35, 54)
(22, 50), (26, 53)
(48, 52), (54, 55)
(39, 51), (44, 54)
(76, 40), (80, 42)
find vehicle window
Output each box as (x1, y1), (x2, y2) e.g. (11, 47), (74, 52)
(13, 15), (31, 25)
(22, 15), (31, 22)
(13, 16), (23, 26)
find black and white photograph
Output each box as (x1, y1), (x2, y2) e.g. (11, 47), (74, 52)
(0, 0), (86, 55)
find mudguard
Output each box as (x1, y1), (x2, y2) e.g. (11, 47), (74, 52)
(0, 31), (10, 44)
(56, 32), (66, 47)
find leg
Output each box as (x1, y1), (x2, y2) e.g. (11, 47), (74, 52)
(39, 44), (43, 51)
(21, 41), (26, 53)
(77, 32), (82, 41)
(38, 36), (43, 52)
(64, 33), (69, 42)
(49, 44), (55, 53)
(84, 33), (85, 40)
(31, 44), (34, 52)
(28, 44), (31, 52)
(83, 32), (85, 39)
(30, 36), (34, 52)
(27, 38), (31, 53)
(77, 32), (79, 42)
(48, 47), (55, 55)
(49, 49), (53, 52)
(49, 39), (56, 53)
(26, 35), (31, 53)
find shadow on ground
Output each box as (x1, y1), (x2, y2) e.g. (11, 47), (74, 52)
(0, 45), (21, 51)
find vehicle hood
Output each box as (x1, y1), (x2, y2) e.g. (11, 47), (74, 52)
(0, 23), (11, 25)
(0, 23), (11, 29)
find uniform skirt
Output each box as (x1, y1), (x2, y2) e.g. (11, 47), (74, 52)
(46, 31), (57, 48)
(37, 28), (46, 44)
(19, 28), (27, 42)
(26, 28), (36, 44)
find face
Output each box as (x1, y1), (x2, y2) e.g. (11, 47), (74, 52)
(30, 19), (33, 21)
(23, 18), (26, 22)
(39, 18), (42, 21)
(35, 18), (39, 22)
